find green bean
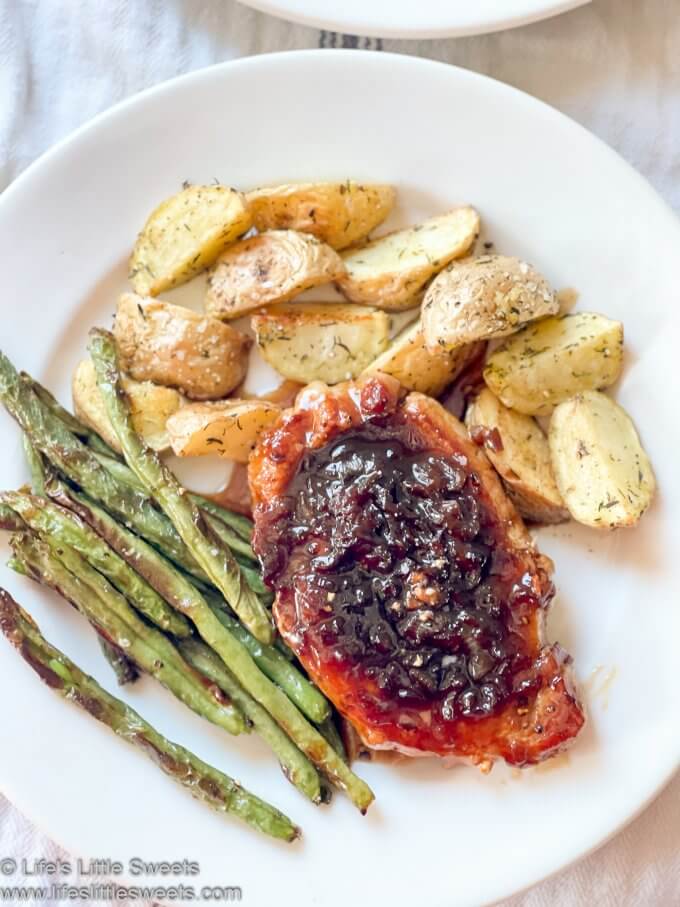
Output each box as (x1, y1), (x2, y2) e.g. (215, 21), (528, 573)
(11, 532), (246, 738)
(3, 484), (138, 685)
(21, 371), (120, 458)
(0, 588), (298, 842)
(179, 638), (320, 803)
(22, 434), (47, 495)
(91, 453), (256, 555)
(97, 636), (140, 685)
(204, 591), (329, 724)
(317, 716), (347, 760)
(0, 351), (201, 577)
(51, 471), (372, 810)
(1, 491), (191, 638)
(191, 495), (254, 543)
(88, 330), (272, 645)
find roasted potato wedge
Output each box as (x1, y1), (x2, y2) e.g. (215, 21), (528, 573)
(114, 294), (251, 400)
(129, 185), (252, 296)
(252, 302), (390, 385)
(166, 399), (281, 463)
(362, 319), (484, 397)
(483, 313), (624, 416)
(422, 255), (558, 350)
(336, 207), (480, 311)
(246, 181), (396, 250)
(72, 359), (182, 453)
(205, 230), (345, 320)
(549, 390), (655, 529)
(465, 388), (569, 524)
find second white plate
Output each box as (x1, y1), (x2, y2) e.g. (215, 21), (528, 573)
(236, 0), (590, 39)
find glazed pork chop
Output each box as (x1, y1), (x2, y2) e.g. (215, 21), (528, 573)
(249, 375), (584, 768)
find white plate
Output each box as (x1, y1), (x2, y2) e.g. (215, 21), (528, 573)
(0, 50), (678, 907)
(237, 0), (590, 39)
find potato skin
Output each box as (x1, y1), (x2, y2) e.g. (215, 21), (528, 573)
(246, 181), (396, 250)
(548, 390), (655, 529)
(422, 255), (558, 351)
(72, 359), (183, 453)
(336, 207), (481, 311)
(465, 388), (569, 524)
(114, 293), (251, 400)
(129, 185), (251, 296)
(205, 230), (345, 320)
(166, 399), (281, 463)
(252, 302), (390, 385)
(362, 319), (484, 397)
(483, 312), (624, 416)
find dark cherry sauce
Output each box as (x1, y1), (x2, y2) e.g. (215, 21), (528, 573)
(258, 425), (548, 725)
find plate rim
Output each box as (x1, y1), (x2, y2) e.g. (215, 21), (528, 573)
(234, 0), (591, 39)
(1, 48), (679, 904)
(4, 48), (677, 235)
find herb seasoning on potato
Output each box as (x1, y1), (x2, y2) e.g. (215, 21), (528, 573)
(166, 399), (281, 462)
(465, 387), (568, 524)
(483, 312), (624, 415)
(362, 319), (484, 397)
(422, 255), (558, 350)
(548, 390), (655, 529)
(72, 358), (183, 452)
(247, 181), (395, 250)
(253, 302), (390, 385)
(337, 207), (480, 311)
(206, 230), (345, 320)
(114, 294), (252, 400)
(129, 185), (252, 296)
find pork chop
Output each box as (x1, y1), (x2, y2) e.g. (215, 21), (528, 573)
(249, 375), (584, 768)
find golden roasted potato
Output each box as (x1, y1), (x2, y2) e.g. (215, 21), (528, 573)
(549, 390), (655, 529)
(483, 312), (624, 416)
(362, 319), (484, 397)
(246, 181), (396, 250)
(336, 207), (480, 311)
(72, 359), (183, 453)
(252, 302), (390, 385)
(166, 399), (281, 463)
(114, 294), (251, 400)
(465, 388), (569, 524)
(205, 230), (345, 320)
(422, 255), (558, 350)
(129, 185), (252, 296)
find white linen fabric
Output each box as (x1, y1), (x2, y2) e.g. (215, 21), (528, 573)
(0, 1), (678, 904)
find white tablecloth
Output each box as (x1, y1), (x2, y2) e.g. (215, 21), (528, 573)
(1, 1), (679, 904)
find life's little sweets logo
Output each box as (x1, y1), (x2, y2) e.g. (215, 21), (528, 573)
(128, 858), (201, 877)
(17, 857), (201, 877)
(0, 856), (241, 902)
(21, 857), (73, 876)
